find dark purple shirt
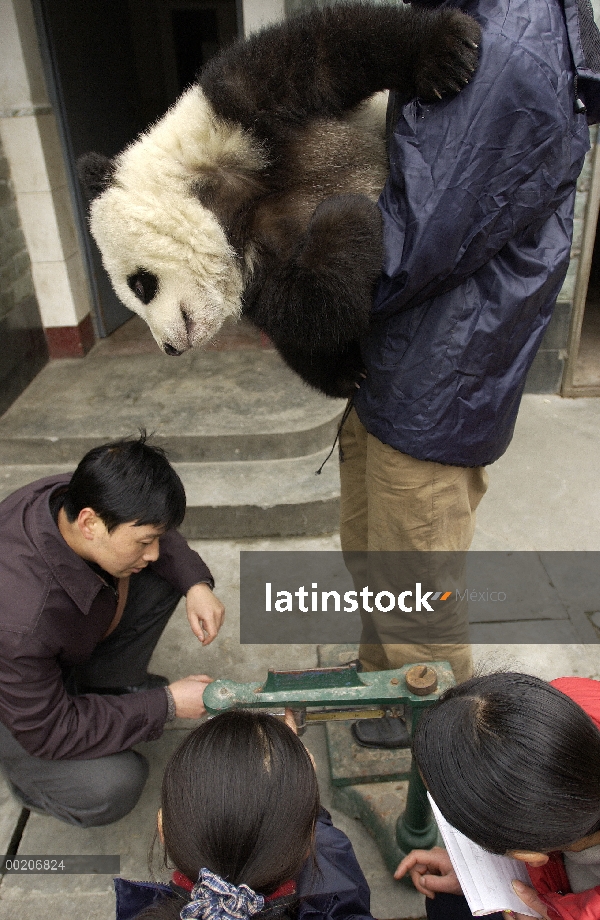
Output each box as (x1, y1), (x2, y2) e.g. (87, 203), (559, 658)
(0, 474), (213, 760)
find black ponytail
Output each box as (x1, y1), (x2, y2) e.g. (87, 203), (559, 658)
(137, 711), (319, 920)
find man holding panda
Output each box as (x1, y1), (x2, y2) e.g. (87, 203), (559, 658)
(342, 0), (600, 748)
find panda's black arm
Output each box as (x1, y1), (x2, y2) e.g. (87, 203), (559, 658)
(243, 194), (382, 356)
(200, 2), (480, 141)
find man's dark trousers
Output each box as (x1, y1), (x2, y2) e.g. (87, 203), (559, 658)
(0, 569), (180, 827)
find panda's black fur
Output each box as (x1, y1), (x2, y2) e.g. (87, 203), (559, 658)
(79, 3), (480, 397)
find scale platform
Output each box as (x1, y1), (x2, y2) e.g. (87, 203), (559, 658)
(203, 645), (450, 874)
(317, 644), (413, 785)
(318, 644), (447, 872)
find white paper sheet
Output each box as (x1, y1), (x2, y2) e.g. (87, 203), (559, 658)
(428, 793), (542, 917)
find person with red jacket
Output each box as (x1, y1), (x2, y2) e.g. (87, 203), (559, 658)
(395, 672), (600, 920)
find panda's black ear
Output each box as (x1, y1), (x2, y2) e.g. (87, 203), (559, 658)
(77, 152), (116, 202)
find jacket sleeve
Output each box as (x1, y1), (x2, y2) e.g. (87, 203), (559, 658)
(150, 529), (214, 594)
(538, 888), (600, 920)
(528, 851), (600, 920)
(0, 631), (169, 760)
(297, 809), (373, 920)
(373, 28), (582, 320)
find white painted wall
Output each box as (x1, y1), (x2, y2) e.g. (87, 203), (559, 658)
(0, 0), (92, 329)
(241, 0), (285, 35)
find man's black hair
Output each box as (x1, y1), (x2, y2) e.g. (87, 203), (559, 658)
(62, 431), (186, 532)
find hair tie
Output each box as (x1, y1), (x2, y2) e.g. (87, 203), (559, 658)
(180, 868), (265, 920)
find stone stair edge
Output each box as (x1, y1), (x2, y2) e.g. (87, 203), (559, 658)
(0, 449), (342, 538)
(0, 415), (343, 464)
(180, 498), (339, 539)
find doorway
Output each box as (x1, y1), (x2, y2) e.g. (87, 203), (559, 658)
(33, 0), (239, 338)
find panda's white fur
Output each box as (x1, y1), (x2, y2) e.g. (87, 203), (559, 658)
(90, 85), (387, 354)
(89, 88), (266, 352)
(80, 3), (480, 395)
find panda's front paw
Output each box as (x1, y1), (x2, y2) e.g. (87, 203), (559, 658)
(328, 369), (365, 400)
(316, 346), (366, 399)
(275, 339), (365, 399)
(415, 9), (481, 103)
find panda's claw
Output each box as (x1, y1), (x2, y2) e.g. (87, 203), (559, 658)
(414, 8), (481, 102)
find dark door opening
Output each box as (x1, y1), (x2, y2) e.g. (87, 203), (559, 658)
(173, 9), (221, 88)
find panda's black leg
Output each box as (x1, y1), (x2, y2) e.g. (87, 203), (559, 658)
(250, 194), (383, 355)
(275, 339), (365, 399)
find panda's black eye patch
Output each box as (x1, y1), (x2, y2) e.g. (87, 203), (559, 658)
(127, 270), (159, 305)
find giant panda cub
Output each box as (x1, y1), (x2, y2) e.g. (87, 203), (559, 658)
(79, 3), (480, 398)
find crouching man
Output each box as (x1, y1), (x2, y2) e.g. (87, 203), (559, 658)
(0, 433), (224, 827)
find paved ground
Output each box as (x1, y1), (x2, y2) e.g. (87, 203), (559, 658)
(0, 328), (598, 920)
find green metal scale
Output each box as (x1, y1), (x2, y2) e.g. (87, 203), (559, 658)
(204, 654), (454, 872)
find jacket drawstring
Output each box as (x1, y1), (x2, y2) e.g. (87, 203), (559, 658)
(315, 395), (355, 475)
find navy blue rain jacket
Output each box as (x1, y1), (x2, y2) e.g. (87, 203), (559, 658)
(113, 809), (373, 920)
(354, 0), (595, 467)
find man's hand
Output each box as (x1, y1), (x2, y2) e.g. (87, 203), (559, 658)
(395, 847), (463, 899)
(505, 880), (550, 920)
(186, 583), (225, 645)
(168, 674), (213, 719)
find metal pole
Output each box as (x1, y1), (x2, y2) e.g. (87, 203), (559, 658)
(395, 705), (438, 853)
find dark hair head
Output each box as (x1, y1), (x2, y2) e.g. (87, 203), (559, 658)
(62, 431), (186, 532)
(161, 710), (320, 893)
(412, 672), (600, 854)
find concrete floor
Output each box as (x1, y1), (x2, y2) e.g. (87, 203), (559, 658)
(0, 388), (599, 919)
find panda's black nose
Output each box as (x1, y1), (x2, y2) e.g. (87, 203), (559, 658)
(163, 343), (183, 357)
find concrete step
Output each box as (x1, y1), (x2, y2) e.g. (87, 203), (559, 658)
(0, 349), (345, 463)
(0, 345), (346, 536)
(0, 450), (340, 538)
(179, 452), (340, 538)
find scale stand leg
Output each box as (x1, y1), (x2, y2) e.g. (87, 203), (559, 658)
(395, 758), (438, 853)
(395, 706), (438, 854)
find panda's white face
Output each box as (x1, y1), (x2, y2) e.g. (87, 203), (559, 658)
(90, 182), (243, 354)
(86, 87), (262, 355)
(124, 265), (235, 355)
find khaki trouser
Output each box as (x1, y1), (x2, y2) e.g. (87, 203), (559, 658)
(339, 408), (488, 684)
